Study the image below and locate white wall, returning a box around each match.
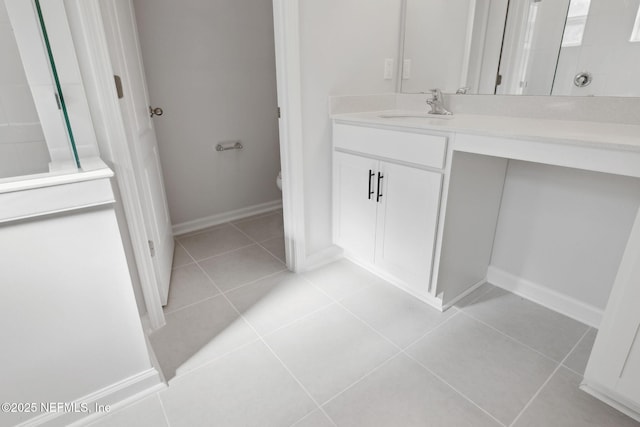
[132,0,282,228]
[0,199,156,426]
[0,0,49,178]
[299,0,402,256]
[491,160,640,310]
[402,0,472,93]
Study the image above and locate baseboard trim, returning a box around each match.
[302,245,344,272]
[440,278,487,311]
[487,266,603,328]
[19,369,164,426]
[580,383,640,423]
[172,200,283,236]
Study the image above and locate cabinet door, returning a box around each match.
[333,152,378,262]
[375,161,442,295]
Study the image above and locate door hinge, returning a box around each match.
[54,92,61,110]
[496,74,503,87]
[148,240,155,257]
[114,75,124,99]
[277,107,281,119]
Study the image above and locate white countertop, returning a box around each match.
[332,110,640,153]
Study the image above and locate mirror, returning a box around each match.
[400,0,640,97]
[0,0,80,180]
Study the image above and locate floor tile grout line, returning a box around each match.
[560,363,588,378]
[257,234,285,245]
[216,267,289,296]
[171,261,195,271]
[228,221,286,263]
[458,283,498,307]
[261,300,338,338]
[289,408,330,427]
[173,210,281,240]
[328,298,507,427]
[456,308,582,366]
[220,269,461,417]
[199,266,338,427]
[186,256,333,425]
[507,327,592,427]
[161,256,498,426]
[261,339,338,427]
[161,336,264,385]
[314,351,405,409]
[165,262,492,427]
[398,307,461,351]
[172,240,198,269]
[559,327,595,377]
[402,351,508,427]
[161,291,222,317]
[297,269,376,305]
[156,392,172,427]
[298,271,461,353]
[162,245,223,316]
[174,223,229,240]
[156,253,604,426]
[329,294,507,427]
[186,242,259,264]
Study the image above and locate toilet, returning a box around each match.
[276,170,282,191]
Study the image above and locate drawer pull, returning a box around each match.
[377,172,384,203]
[368,170,375,200]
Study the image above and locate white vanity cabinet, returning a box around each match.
[331,110,640,420]
[332,123,446,298]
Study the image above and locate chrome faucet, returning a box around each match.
[426,89,452,115]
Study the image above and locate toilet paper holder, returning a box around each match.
[216,141,243,152]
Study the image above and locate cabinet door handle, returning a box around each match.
[376,172,384,202]
[368,170,375,199]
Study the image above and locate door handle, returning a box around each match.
[149,106,164,117]
[376,172,384,203]
[368,170,375,200]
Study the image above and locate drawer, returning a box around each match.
[333,123,447,169]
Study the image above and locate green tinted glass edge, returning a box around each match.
[34,0,81,169]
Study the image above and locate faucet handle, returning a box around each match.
[429,88,443,100]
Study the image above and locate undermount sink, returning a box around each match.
[378,112,454,120]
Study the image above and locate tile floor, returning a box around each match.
[87,210,639,427]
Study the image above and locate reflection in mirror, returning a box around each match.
[0,0,50,179]
[0,0,80,180]
[400,0,640,97]
[401,0,478,94]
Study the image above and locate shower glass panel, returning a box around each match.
[0,0,80,181]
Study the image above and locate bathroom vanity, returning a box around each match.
[331,110,640,420]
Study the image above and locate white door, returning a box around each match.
[101,0,174,304]
[585,206,640,410]
[375,162,442,295]
[333,152,378,263]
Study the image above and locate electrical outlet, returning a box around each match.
[384,58,394,80]
[403,59,411,79]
